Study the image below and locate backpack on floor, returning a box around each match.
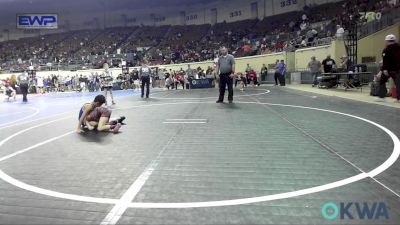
[392,86,398,98]
[370,81,379,96]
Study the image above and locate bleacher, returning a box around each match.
[0,0,398,72]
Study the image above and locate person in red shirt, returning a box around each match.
[247,70,260,86]
[243,44,251,52]
[275,42,284,52]
[175,74,185,90]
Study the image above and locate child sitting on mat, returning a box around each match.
[77,95,124,133]
[3,83,16,102]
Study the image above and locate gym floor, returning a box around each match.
[0,87,399,225]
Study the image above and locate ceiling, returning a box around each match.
[0,0,220,25]
[0,0,218,11]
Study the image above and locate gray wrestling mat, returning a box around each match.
[0,87,399,225]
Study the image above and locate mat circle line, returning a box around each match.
[0,101,398,208]
[150,89,270,99]
[0,106,40,127]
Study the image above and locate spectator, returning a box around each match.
[186,64,196,79]
[340,55,351,72]
[274,60,280,86]
[245,64,253,73]
[276,60,286,86]
[3,83,16,101]
[322,55,336,73]
[308,56,322,87]
[378,34,400,102]
[247,70,259,86]
[260,64,268,83]
[336,25,345,39]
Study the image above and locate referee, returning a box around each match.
[139,60,152,98]
[216,47,235,104]
[18,72,30,103]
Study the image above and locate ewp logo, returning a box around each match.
[17,14,58,29]
[322,202,389,220]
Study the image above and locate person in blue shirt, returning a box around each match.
[276,60,286,86]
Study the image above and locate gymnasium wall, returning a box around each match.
[294,45,332,70]
[293,40,346,69]
[159,52,291,73]
[0,52,289,80]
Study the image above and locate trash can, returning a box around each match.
[290,72,301,84]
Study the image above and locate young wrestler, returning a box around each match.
[77,95,122,133]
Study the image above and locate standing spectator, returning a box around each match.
[260,64,268,84]
[274,60,280,86]
[18,72,30,103]
[79,75,86,92]
[340,55,351,72]
[308,56,322,87]
[245,64,253,74]
[277,60,287,86]
[37,76,44,94]
[336,25,345,39]
[378,34,400,102]
[186,64,196,79]
[216,47,235,104]
[139,60,152,98]
[51,75,58,92]
[322,55,336,73]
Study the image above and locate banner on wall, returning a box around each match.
[189,79,214,89]
[17,14,58,29]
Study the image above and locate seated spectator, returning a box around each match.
[3,83,16,101]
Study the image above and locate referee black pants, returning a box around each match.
[19,83,28,102]
[141,76,150,98]
[274,72,280,85]
[218,73,233,102]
